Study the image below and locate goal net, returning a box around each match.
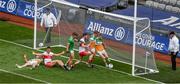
[34,0,159,76]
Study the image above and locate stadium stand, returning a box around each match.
[177,0,180,7]
[165,5,173,11]
[118,0,129,8]
[66,0,119,11]
[145,1,154,7]
[144,0,180,13]
[112,5,180,35]
[158,3,166,10]
[169,0,177,5]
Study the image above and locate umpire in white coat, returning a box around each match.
[168,31,179,70]
[40,8,57,43]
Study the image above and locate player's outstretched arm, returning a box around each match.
[54,51,65,56]
[32,51,43,56]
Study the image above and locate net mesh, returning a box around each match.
[135,19,159,75]
[35,0,158,75]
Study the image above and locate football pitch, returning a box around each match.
[0,20,180,83]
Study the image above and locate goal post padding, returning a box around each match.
[34,0,159,75]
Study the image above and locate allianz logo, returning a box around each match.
[7,0,16,13]
[87,21,126,41]
[0,1,6,8]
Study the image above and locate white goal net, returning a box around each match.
[34,0,159,76]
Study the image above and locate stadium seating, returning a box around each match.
[145,1,154,7]
[145,0,180,13]
[118,0,129,8]
[172,6,180,13]
[158,3,166,10]
[169,0,177,5]
[165,5,173,11]
[177,0,180,7]
[66,0,119,11]
[162,0,170,4]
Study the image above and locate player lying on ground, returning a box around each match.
[33,46,68,70]
[16,54,42,69]
[95,33,112,68]
[65,32,79,68]
[72,33,94,68]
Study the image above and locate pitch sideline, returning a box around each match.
[0,38,164,84]
[0,69,50,84]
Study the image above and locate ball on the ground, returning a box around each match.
[39,43,44,47]
[149,69,154,73]
[108,63,113,69]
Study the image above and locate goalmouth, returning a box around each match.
[34,0,159,76]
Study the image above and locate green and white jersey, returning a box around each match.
[89,35,96,49]
[68,36,75,52]
[95,37,103,45]
[90,35,96,41]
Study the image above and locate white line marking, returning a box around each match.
[0,69,50,83]
[0,39,50,83]
[0,39,164,84]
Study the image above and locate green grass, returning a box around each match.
[0,70,41,83]
[0,35,150,83]
[0,20,178,83]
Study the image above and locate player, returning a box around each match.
[16,54,42,69]
[95,33,111,68]
[73,33,94,68]
[33,46,68,70]
[65,32,79,68]
[87,31,99,63]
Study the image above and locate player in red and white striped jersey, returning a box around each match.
[72,33,94,68]
[33,46,68,70]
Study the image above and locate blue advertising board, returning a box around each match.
[84,17,129,43]
[16,1,60,19]
[0,0,19,14]
[84,17,180,57]
[16,1,43,19]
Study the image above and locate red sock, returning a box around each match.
[88,59,93,63]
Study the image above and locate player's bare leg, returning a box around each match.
[52,60,68,70]
[66,52,74,68]
[16,54,29,68]
[102,53,111,68]
[100,55,108,67]
[16,63,30,69]
[87,54,94,68]
[72,56,82,67]
[87,50,96,66]
[23,54,28,63]
[103,52,111,64]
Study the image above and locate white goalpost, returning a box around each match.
[34,0,159,76]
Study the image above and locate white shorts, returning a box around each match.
[90,48,95,53]
[27,60,38,66]
[97,50,108,57]
[69,50,74,54]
